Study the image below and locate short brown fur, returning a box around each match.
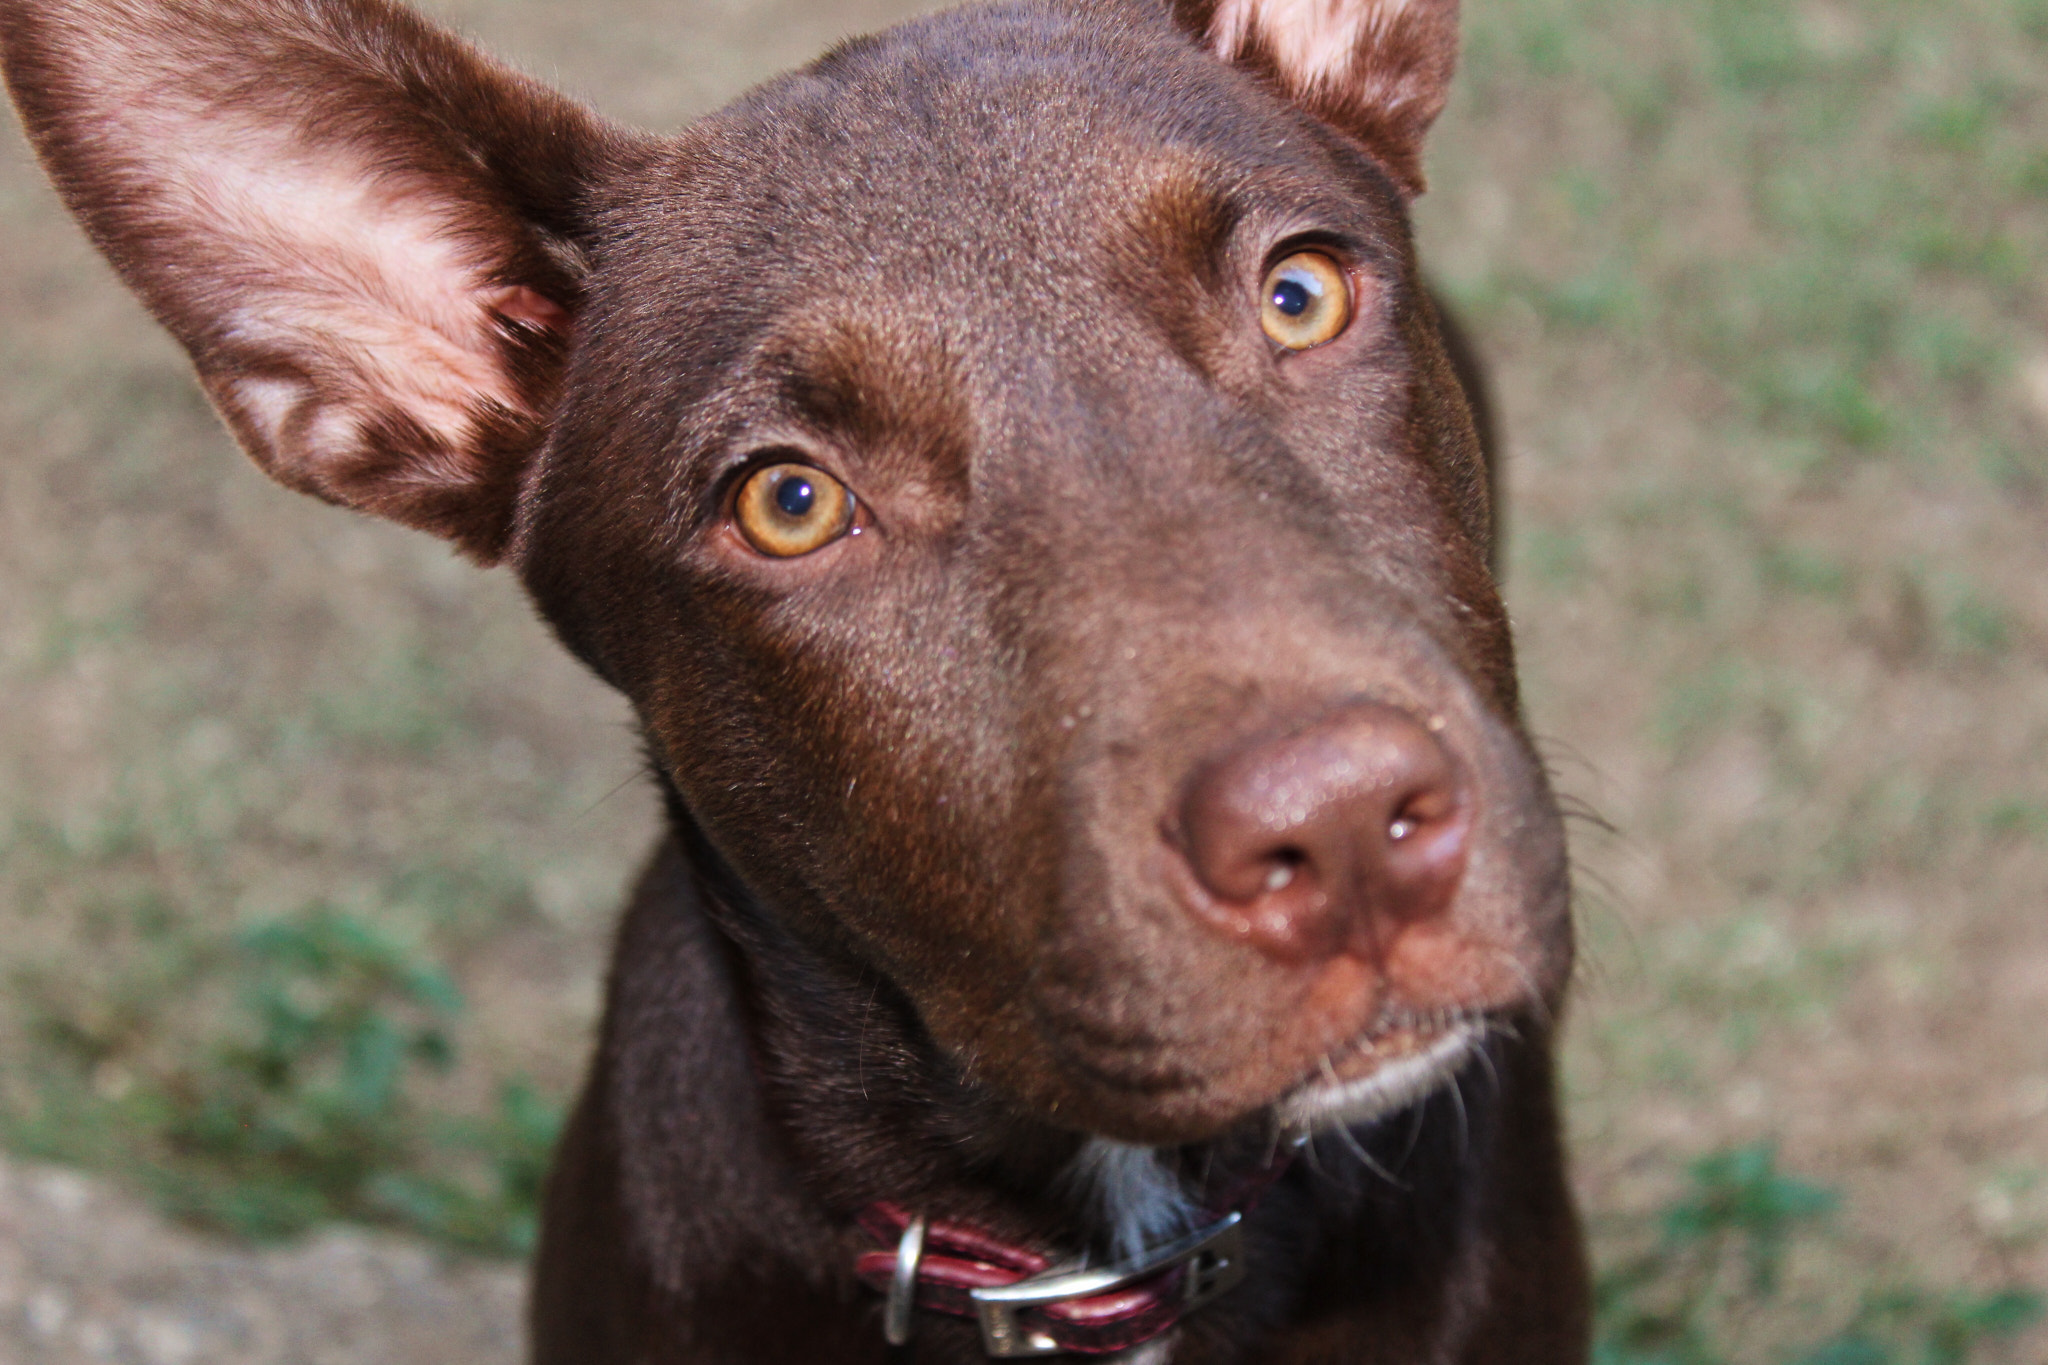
[2,0,1589,1359]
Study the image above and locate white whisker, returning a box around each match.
[1331,1117,1406,1189]
[1447,1069,1471,1163]
[1270,1022,1482,1134]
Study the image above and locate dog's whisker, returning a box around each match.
[579,768,646,820]
[857,977,880,1102]
[1262,1119,1289,1171]
[1300,1131,1330,1181]
[1472,1033,1503,1107]
[1496,953,1556,1032]
[1397,1098,1429,1174]
[1331,1118,1408,1191]
[1448,1071,1472,1165]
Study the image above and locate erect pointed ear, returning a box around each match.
[1,0,637,562]
[1169,0,1459,196]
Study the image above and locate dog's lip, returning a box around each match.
[1268,1018,1484,1134]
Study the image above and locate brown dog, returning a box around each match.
[1,0,1586,1358]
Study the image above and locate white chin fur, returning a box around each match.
[1271,1022,1483,1134]
[1064,1137,1199,1262]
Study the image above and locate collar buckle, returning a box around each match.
[967,1211,1247,1358]
[883,1214,929,1347]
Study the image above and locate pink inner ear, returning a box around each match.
[1211,0,1398,91]
[490,284,571,333]
[1203,0,1454,196]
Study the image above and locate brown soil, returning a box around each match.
[0,1154,521,1364]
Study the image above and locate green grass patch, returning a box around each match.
[1983,797,2048,843]
[1598,1145,2043,1365]
[1443,0,2045,479]
[6,904,560,1256]
[1758,544,1851,600]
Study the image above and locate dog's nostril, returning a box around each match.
[1174,703,1472,963]
[1261,854,1304,893]
[1387,788,1455,842]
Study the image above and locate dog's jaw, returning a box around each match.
[1271,1019,1484,1134]
[1064,1027,1483,1256]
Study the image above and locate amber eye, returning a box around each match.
[1259,251,1351,350]
[733,462,855,557]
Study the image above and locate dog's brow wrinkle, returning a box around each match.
[768,315,973,484]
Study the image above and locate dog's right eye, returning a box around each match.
[734,463,856,557]
[1260,251,1352,350]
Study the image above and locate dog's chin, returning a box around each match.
[1046,1014,1491,1146]
[1266,1018,1486,1136]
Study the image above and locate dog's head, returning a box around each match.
[2,0,1568,1144]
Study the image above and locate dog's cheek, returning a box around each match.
[636,577,1044,982]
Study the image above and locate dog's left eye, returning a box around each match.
[734,463,855,557]
[1260,251,1351,350]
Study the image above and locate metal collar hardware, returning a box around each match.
[968,1212,1247,1358]
[883,1213,928,1347]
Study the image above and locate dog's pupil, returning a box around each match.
[1271,277,1312,318]
[775,475,816,518]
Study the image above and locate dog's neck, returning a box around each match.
[662,774,1096,1240]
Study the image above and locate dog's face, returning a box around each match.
[3,0,1568,1144]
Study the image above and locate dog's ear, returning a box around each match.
[0,0,634,562]
[1168,0,1458,195]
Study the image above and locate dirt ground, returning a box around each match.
[2,0,2044,1359]
[0,1153,522,1365]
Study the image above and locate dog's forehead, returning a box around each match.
[668,2,1367,278]
[561,0,1426,541]
[594,2,1410,466]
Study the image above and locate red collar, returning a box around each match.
[854,1151,1294,1357]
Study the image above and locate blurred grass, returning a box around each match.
[1442,0,2044,481]
[1423,0,2048,1356]
[0,0,2043,1358]
[11,906,559,1254]
[1595,1145,2040,1365]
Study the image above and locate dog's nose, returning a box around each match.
[1173,703,1471,963]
